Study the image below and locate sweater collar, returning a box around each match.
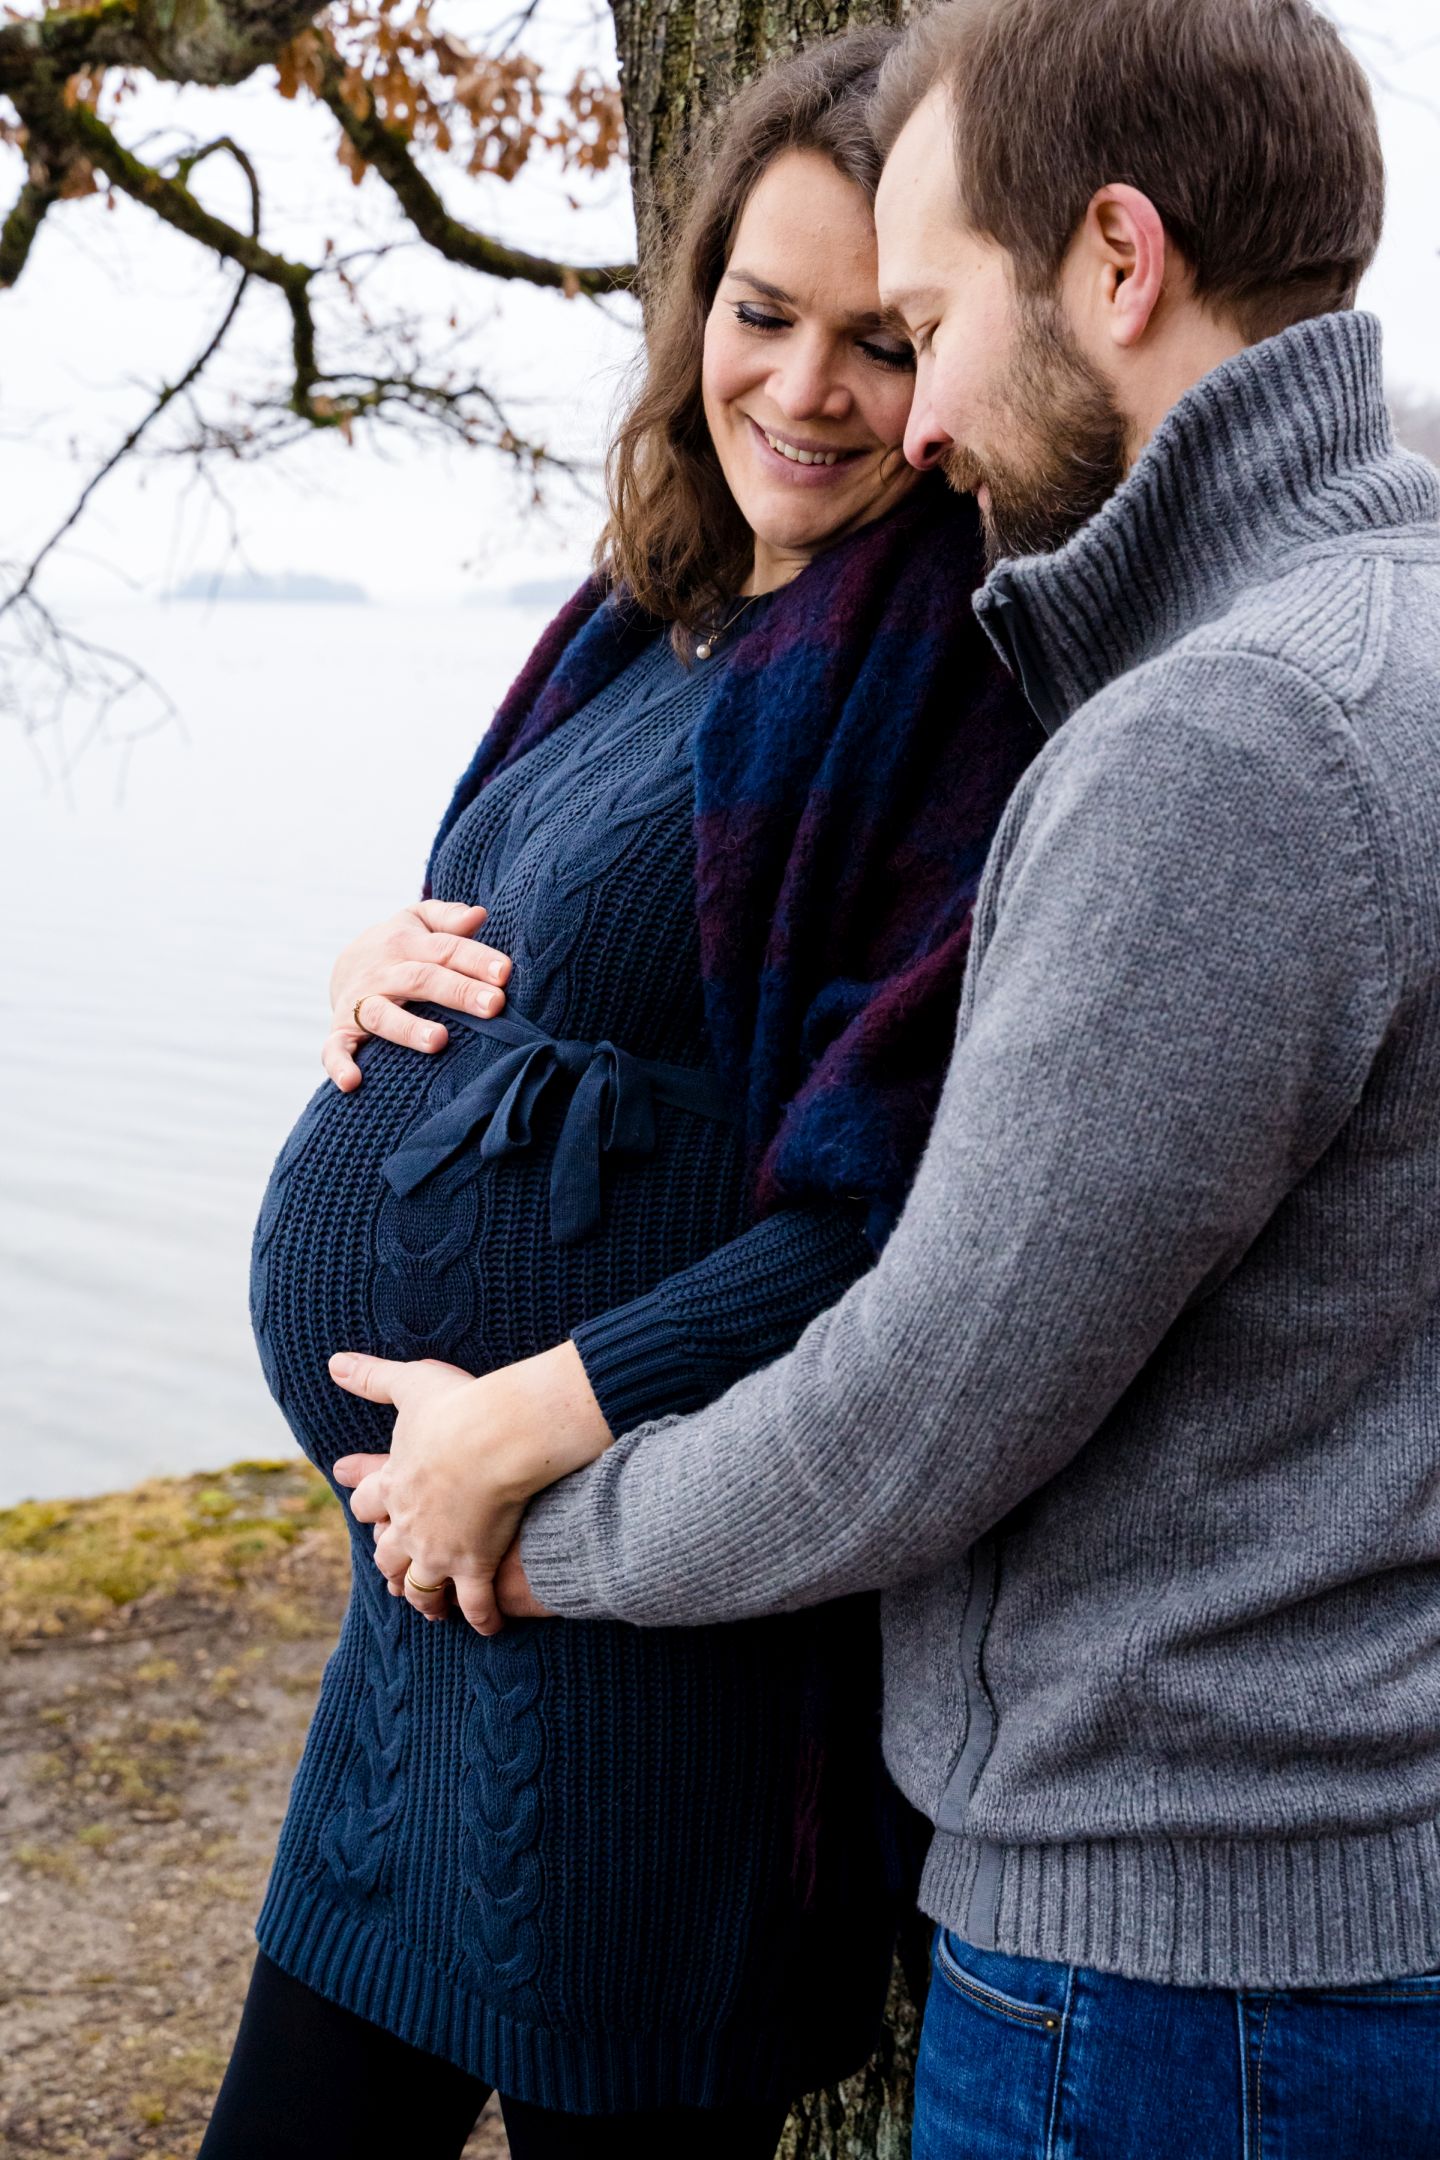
[974,310,1440,735]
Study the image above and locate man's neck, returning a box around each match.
[975,312,1435,739]
[1116,308,1248,470]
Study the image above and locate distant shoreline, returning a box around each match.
[168,572,369,605]
[162,573,581,609]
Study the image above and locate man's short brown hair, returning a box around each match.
[873,0,1384,343]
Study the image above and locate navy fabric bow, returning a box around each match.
[381,1009,734,1245]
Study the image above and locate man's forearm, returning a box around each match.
[521,661,1392,1627]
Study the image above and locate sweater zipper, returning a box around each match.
[981,576,1066,738]
[934,1533,1005,1947]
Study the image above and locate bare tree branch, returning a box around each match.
[0,164,61,284]
[11,81,323,381]
[0,573,178,800]
[0,0,324,95]
[311,37,633,296]
[0,0,631,757]
[1,244,251,620]
[1,1,634,300]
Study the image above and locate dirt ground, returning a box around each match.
[0,1460,506,2160]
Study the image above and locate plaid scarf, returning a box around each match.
[425,480,1039,1247]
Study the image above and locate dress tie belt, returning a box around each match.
[380,1007,737,1246]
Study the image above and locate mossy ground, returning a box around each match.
[0,1459,344,1645]
[0,1461,505,2160]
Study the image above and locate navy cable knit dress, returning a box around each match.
[248,631,903,2111]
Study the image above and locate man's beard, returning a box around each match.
[941,292,1130,569]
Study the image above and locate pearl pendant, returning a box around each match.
[695,640,712,660]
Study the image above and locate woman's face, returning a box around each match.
[702,148,919,593]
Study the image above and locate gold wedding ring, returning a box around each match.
[353,996,373,1035]
[405,1568,449,1595]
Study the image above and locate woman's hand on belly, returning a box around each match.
[328,1341,611,1633]
[324,900,513,1092]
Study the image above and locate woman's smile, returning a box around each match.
[745,415,875,483]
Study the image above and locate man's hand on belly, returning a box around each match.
[330,1341,608,1633]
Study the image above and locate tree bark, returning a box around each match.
[776,1924,930,2160]
[610,0,917,250]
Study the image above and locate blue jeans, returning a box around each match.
[914,1926,1440,2159]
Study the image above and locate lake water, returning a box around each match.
[0,596,555,1507]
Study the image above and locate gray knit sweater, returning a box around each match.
[522,310,1440,1991]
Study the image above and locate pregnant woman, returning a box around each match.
[202,28,1038,2160]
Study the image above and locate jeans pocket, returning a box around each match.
[913,1932,1070,2160]
[933,1928,1067,2031]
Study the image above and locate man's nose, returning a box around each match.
[904,394,953,471]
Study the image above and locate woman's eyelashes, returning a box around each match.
[734,301,789,333]
[858,338,916,374]
[731,303,916,375]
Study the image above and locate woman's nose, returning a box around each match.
[771,340,851,423]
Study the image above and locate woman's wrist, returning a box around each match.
[481,1339,614,1502]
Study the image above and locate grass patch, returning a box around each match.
[135,1656,181,1685]
[75,1822,121,1850]
[131,2042,231,2130]
[0,1460,347,1642]
[15,1840,84,1884]
[33,1704,241,1820]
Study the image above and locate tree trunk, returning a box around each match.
[605,0,928,2140]
[776,1923,930,2160]
[610,0,916,250]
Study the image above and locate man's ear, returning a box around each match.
[1077,184,1169,350]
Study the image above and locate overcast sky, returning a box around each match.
[3,0,1438,607]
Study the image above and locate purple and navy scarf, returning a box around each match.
[426,480,1039,1248]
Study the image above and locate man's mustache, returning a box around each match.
[939,444,986,498]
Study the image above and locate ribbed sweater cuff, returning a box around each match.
[521,1475,625,1621]
[571,1292,712,1436]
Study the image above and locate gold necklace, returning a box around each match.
[694,591,762,661]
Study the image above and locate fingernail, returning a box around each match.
[488,961,507,984]
[330,1354,355,1379]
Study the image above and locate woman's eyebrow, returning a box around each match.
[726,269,793,303]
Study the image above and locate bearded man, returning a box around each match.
[504,2,1440,2146]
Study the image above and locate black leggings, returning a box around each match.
[198,1952,791,2160]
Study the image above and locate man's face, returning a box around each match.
[875,86,1130,566]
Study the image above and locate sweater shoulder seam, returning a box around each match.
[1142,636,1404,1011]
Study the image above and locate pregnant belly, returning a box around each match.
[249,1016,747,1474]
[249,1028,449,1470]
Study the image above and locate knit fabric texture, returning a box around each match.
[425,481,1039,1246]
[249,636,901,2109]
[522,311,1440,1992]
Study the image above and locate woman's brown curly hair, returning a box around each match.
[597,26,900,645]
